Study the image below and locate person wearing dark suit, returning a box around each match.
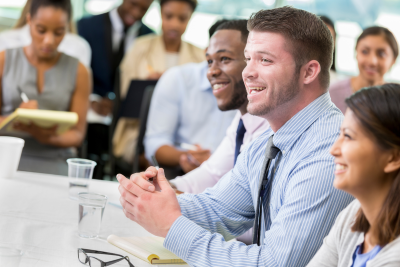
[77,0,154,112]
[77,0,153,179]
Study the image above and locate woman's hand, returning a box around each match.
[19,100,38,110]
[13,122,58,145]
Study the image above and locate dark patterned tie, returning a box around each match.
[252,135,280,245]
[234,119,246,165]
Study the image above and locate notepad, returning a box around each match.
[0,108,78,135]
[107,235,186,265]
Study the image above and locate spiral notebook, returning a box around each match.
[107,235,186,265]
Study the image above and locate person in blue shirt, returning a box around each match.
[116,7,354,266]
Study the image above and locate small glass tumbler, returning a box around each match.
[67,158,97,200]
[78,192,107,239]
[0,246,23,267]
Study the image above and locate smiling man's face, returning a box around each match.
[206,29,248,112]
[243,31,300,118]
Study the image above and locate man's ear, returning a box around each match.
[302,60,321,85]
[384,149,400,174]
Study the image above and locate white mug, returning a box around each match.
[0,137,24,179]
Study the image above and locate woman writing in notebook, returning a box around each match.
[0,0,90,175]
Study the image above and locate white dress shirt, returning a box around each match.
[109,8,141,53]
[0,25,91,67]
[170,111,270,194]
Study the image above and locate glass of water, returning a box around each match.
[78,192,107,239]
[67,158,97,200]
[0,246,23,267]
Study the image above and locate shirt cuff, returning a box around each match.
[163,215,208,260]
[169,177,191,193]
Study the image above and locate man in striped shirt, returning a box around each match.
[117,6,354,266]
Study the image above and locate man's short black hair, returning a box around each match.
[319,15,335,31]
[159,0,197,11]
[208,19,229,39]
[30,0,72,21]
[215,19,249,43]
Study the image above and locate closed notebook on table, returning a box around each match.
[0,108,78,135]
[107,235,186,265]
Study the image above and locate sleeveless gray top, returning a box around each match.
[2,47,79,160]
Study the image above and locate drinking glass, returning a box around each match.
[78,192,107,239]
[0,246,23,267]
[0,137,24,179]
[67,158,97,200]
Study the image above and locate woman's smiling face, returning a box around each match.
[330,108,394,197]
[356,34,395,84]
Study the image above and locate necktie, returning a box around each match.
[113,26,128,79]
[234,119,247,165]
[252,135,280,245]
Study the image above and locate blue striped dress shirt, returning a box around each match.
[164,92,354,266]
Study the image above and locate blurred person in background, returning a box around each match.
[78,0,154,178]
[0,0,91,67]
[308,84,400,267]
[320,15,345,84]
[0,0,91,175]
[78,0,154,115]
[114,0,205,166]
[143,19,236,177]
[329,26,398,113]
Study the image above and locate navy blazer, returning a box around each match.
[77,13,153,97]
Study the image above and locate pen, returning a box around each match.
[17,87,29,103]
[150,156,159,183]
[180,143,198,151]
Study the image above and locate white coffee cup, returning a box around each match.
[0,137,24,179]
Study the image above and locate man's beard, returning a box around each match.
[248,71,300,117]
[219,79,248,111]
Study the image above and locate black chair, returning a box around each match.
[132,86,155,173]
[111,79,158,176]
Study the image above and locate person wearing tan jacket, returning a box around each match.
[114,0,204,164]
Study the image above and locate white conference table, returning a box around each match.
[0,171,186,267]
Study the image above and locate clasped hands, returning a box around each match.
[117,167,182,238]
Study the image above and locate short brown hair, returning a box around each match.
[346,83,400,246]
[159,0,197,11]
[356,26,399,61]
[247,6,333,89]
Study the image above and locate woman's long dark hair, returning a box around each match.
[346,83,400,246]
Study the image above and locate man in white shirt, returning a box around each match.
[170,20,269,194]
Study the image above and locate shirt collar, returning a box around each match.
[272,92,337,154]
[199,61,212,91]
[109,8,142,34]
[241,112,269,135]
[109,8,124,33]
